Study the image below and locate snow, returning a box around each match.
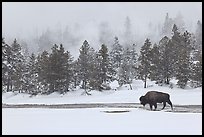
[2,80,202,105]
[2,80,202,135]
[2,108,202,135]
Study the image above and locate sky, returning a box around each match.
[2,2,202,56]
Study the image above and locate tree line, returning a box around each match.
[2,24,202,95]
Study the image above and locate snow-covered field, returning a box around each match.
[2,80,202,135]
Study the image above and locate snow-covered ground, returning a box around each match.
[2,80,202,105]
[2,80,202,135]
[2,107,202,135]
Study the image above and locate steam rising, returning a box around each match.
[2,2,202,59]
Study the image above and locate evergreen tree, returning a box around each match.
[98,44,109,84]
[118,47,134,89]
[48,44,73,93]
[190,50,202,87]
[110,37,123,69]
[89,49,101,90]
[175,31,192,88]
[109,37,123,82]
[138,38,152,88]
[158,36,174,84]
[22,53,38,94]
[64,49,74,92]
[78,40,93,94]
[170,24,183,76]
[10,39,25,92]
[130,44,139,79]
[37,50,50,94]
[2,38,12,92]
[149,43,162,83]
[72,60,81,88]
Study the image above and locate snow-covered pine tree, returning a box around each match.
[110,37,123,69]
[149,43,162,83]
[189,50,202,87]
[118,47,134,89]
[37,50,50,94]
[64,49,74,93]
[48,44,73,93]
[109,36,124,82]
[89,49,101,91]
[138,38,152,88]
[130,44,139,80]
[2,38,12,92]
[78,40,94,95]
[10,39,25,92]
[22,53,38,94]
[158,36,174,85]
[98,44,109,84]
[175,31,192,88]
[170,24,184,77]
[72,60,81,88]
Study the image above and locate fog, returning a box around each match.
[2,2,202,59]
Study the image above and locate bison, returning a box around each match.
[139,91,173,111]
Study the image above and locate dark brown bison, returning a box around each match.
[139,91,173,110]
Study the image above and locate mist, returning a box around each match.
[2,2,202,59]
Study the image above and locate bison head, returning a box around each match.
[139,96,147,106]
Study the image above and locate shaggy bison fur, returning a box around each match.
[139,91,173,110]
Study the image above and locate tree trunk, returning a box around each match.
[6,78,10,92]
[144,75,147,88]
[129,84,132,90]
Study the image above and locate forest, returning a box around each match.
[2,14,202,95]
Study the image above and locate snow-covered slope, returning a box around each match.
[2,80,202,105]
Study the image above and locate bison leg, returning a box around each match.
[162,102,166,110]
[153,103,157,111]
[149,104,153,110]
[167,100,173,110]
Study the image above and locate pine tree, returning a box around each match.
[78,40,93,94]
[171,24,183,76]
[130,44,139,79]
[138,38,152,88]
[190,50,202,87]
[158,36,174,84]
[118,47,134,89]
[37,50,50,94]
[63,48,74,92]
[110,37,123,69]
[22,53,38,94]
[72,60,81,88]
[48,44,73,93]
[89,50,101,91]
[10,39,25,92]
[149,43,162,83]
[176,31,192,88]
[2,38,12,92]
[98,44,109,84]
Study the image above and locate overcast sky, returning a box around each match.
[3,2,202,38]
[2,2,202,59]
